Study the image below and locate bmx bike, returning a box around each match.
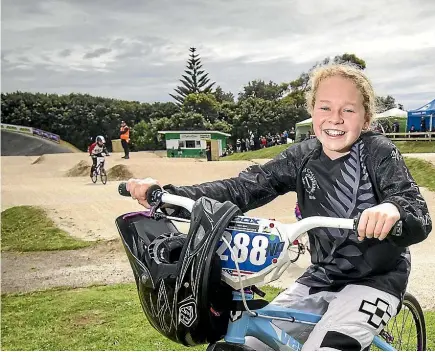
[91,156,107,185]
[117,183,426,351]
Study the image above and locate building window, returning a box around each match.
[178,141,185,148]
[185,140,196,148]
[196,140,201,147]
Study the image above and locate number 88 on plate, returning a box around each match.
[217,216,286,282]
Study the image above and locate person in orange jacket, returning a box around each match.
[120,120,130,159]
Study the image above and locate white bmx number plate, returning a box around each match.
[217,216,290,288]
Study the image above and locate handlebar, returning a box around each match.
[117,182,402,243]
[118,182,195,212]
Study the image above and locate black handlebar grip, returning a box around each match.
[353,213,403,238]
[118,182,163,205]
[390,220,403,237]
[118,182,131,197]
[146,184,163,206]
[353,213,362,232]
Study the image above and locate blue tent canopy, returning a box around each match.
[407,99,435,131]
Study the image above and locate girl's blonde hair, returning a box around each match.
[305,63,376,124]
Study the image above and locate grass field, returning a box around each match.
[1,284,432,351]
[60,139,82,153]
[1,206,92,252]
[0,284,276,351]
[221,142,435,191]
[393,141,435,153]
[222,141,434,161]
[403,157,435,191]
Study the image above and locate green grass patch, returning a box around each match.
[222,141,434,162]
[1,283,433,350]
[60,139,82,153]
[0,284,280,351]
[223,144,288,161]
[222,145,435,191]
[405,157,435,191]
[1,206,92,252]
[426,311,435,351]
[394,141,435,154]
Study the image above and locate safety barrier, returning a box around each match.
[1,123,61,144]
[383,132,435,142]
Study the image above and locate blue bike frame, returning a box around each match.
[224,293,395,351]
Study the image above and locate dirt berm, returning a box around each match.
[1,130,72,156]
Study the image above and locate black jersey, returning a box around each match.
[297,141,410,299]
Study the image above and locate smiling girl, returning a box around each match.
[126,63,431,350]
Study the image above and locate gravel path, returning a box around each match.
[1,152,434,310]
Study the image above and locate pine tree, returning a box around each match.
[170,47,216,105]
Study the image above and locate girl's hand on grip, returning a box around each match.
[357,203,401,241]
[126,178,161,208]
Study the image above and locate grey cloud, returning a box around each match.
[1,0,46,16]
[83,48,112,59]
[59,49,72,57]
[1,54,308,104]
[17,56,31,63]
[1,0,435,109]
[112,36,170,60]
[366,47,435,109]
[1,53,9,63]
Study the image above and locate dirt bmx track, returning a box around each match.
[1,151,435,310]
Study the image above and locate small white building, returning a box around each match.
[158,130,231,158]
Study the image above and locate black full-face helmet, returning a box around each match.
[116,197,241,346]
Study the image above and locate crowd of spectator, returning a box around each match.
[372,117,435,135]
[222,117,434,157]
[223,127,296,156]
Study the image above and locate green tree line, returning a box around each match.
[1,51,398,151]
[0,92,179,151]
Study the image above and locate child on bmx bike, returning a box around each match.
[125,63,431,350]
[88,135,110,178]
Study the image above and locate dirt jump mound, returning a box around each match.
[65,160,91,177]
[107,165,134,181]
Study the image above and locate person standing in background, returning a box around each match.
[236,138,241,152]
[289,127,296,142]
[120,120,130,159]
[205,144,211,161]
[241,138,246,152]
[245,137,250,151]
[392,120,400,139]
[392,120,400,133]
[420,117,427,138]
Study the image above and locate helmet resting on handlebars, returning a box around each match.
[115,197,242,346]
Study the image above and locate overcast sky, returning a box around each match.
[2,0,435,109]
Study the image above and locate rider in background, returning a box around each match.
[88,135,109,177]
[126,63,431,351]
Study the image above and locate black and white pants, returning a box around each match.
[246,283,400,351]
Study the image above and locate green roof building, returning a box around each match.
[158,130,231,159]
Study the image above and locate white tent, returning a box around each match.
[375,108,407,119]
[374,108,408,132]
[296,118,312,126]
[295,118,312,141]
